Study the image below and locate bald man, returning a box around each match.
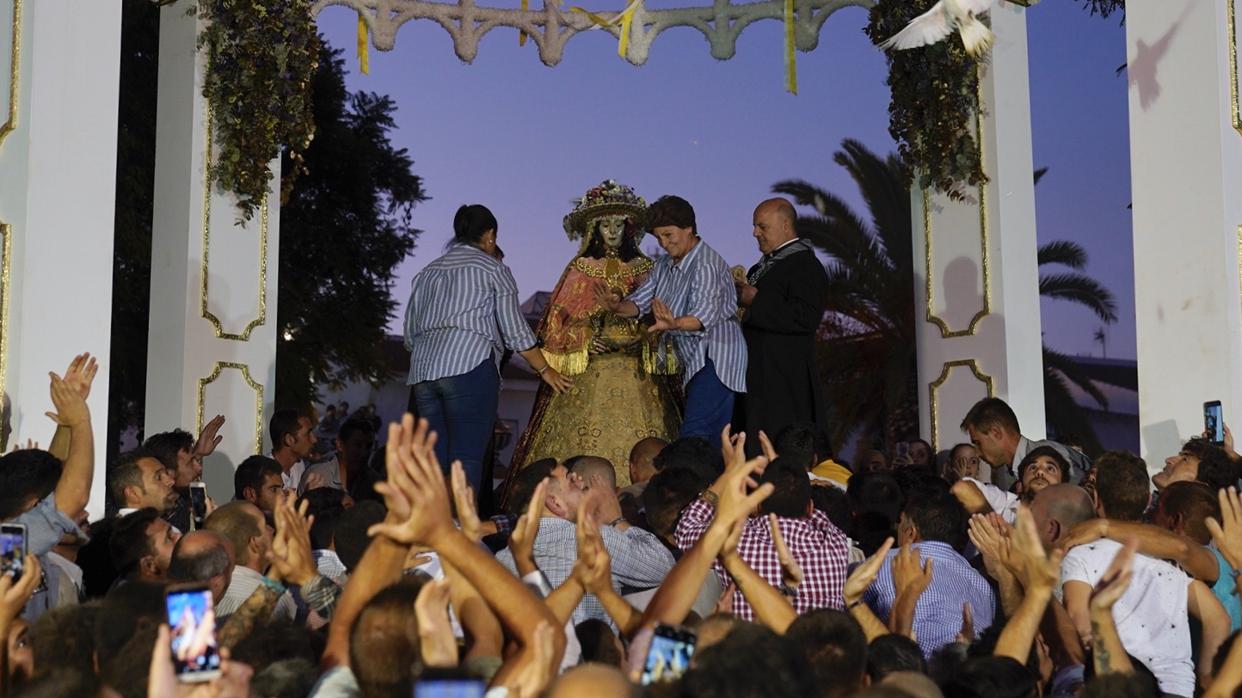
[1028,483,1095,550]
[735,198,831,452]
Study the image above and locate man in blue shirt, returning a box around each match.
[599,195,747,447]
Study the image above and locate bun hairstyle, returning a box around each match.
[453,204,498,245]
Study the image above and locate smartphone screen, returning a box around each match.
[641,625,696,685]
[166,586,221,681]
[0,525,26,581]
[189,484,208,525]
[1206,401,1225,445]
[413,680,486,698]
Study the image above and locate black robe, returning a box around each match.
[740,244,830,449]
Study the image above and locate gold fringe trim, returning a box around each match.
[642,339,679,375]
[543,348,591,377]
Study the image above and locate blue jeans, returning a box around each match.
[679,357,736,450]
[411,359,499,491]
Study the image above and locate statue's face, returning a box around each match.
[597,216,627,250]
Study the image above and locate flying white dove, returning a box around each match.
[878,0,997,57]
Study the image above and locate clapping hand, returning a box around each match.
[1207,487,1242,571]
[367,417,455,547]
[769,514,803,591]
[509,479,548,577]
[267,491,316,587]
[415,578,459,668]
[62,353,98,400]
[968,513,1014,583]
[892,541,934,599]
[1009,506,1063,592]
[450,460,482,543]
[843,537,894,606]
[46,372,89,427]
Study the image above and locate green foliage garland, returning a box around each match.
[194,0,319,222]
[865,0,986,200]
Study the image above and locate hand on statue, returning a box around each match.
[588,338,609,356]
[594,285,622,313]
[540,366,573,394]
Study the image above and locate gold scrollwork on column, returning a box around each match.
[923,77,991,338]
[928,359,995,451]
[1229,0,1242,137]
[0,0,22,151]
[0,223,10,417]
[199,104,269,341]
[197,361,265,453]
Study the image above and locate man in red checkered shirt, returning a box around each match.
[674,444,851,621]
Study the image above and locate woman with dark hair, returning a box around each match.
[506,181,680,487]
[403,204,572,491]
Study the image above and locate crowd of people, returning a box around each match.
[5,192,1242,698]
[5,349,1242,698]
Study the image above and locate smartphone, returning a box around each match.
[0,524,25,581]
[641,623,696,686]
[189,482,208,527]
[413,679,486,698]
[165,584,221,682]
[1205,400,1225,445]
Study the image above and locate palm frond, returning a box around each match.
[1033,167,1049,186]
[833,140,912,270]
[1040,273,1118,323]
[1037,240,1087,270]
[1043,345,1108,409]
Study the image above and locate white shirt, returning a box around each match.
[280,460,307,491]
[215,565,297,621]
[961,477,1020,524]
[1061,540,1193,696]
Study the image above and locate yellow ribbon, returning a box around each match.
[783,0,796,94]
[357,13,370,75]
[520,0,529,46]
[570,0,640,58]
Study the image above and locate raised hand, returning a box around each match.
[769,513,803,591]
[719,425,747,474]
[650,298,677,332]
[1009,506,1063,592]
[509,479,548,577]
[375,415,431,524]
[955,602,975,643]
[892,541,934,598]
[194,415,226,459]
[843,536,894,606]
[415,578,459,668]
[968,513,1013,582]
[450,460,482,543]
[46,372,89,427]
[267,492,316,586]
[367,418,454,547]
[758,430,778,463]
[1090,537,1136,612]
[713,453,773,529]
[502,621,557,698]
[62,353,99,401]
[1207,487,1242,571]
[588,473,624,526]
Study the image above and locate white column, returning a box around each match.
[146,3,280,502]
[1126,0,1242,465]
[914,3,1046,452]
[0,0,122,519]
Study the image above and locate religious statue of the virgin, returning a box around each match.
[508,181,681,486]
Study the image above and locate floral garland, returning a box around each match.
[194,0,320,222]
[865,0,986,200]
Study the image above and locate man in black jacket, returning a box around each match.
[736,198,830,451]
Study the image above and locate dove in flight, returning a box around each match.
[878,0,997,57]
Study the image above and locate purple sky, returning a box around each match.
[316,2,1134,360]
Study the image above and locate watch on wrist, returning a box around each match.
[700,489,720,507]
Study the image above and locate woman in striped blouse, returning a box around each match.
[403,205,572,491]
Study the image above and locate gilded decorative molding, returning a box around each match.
[0,0,22,150]
[0,223,10,422]
[928,358,995,451]
[199,104,269,341]
[922,77,991,338]
[1229,0,1242,137]
[196,361,264,453]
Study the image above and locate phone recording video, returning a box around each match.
[166,585,221,682]
[641,624,696,685]
[189,483,208,527]
[0,524,27,581]
[1205,400,1225,445]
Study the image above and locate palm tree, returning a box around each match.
[774,142,1117,457]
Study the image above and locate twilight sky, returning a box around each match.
[315,1,1135,360]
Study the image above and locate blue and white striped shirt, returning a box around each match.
[627,239,747,393]
[403,244,538,384]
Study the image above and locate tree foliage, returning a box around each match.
[275,42,426,411]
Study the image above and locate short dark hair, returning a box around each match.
[758,457,812,518]
[309,505,343,551]
[234,455,282,501]
[652,437,719,480]
[94,580,166,672]
[1158,480,1220,544]
[847,471,904,522]
[1016,445,1069,482]
[1094,451,1150,522]
[107,449,158,510]
[109,508,161,578]
[643,466,712,540]
[942,656,1037,698]
[204,502,263,564]
[350,577,423,697]
[337,417,373,444]
[335,500,387,572]
[142,430,194,471]
[1180,438,1237,492]
[811,485,851,533]
[682,623,814,697]
[269,409,303,451]
[0,449,62,519]
[452,203,498,245]
[774,422,832,470]
[299,486,348,518]
[786,610,867,697]
[505,458,557,517]
[167,535,232,584]
[645,195,697,235]
[30,602,100,682]
[866,633,926,682]
[574,619,625,666]
[960,397,1020,436]
[903,490,967,550]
